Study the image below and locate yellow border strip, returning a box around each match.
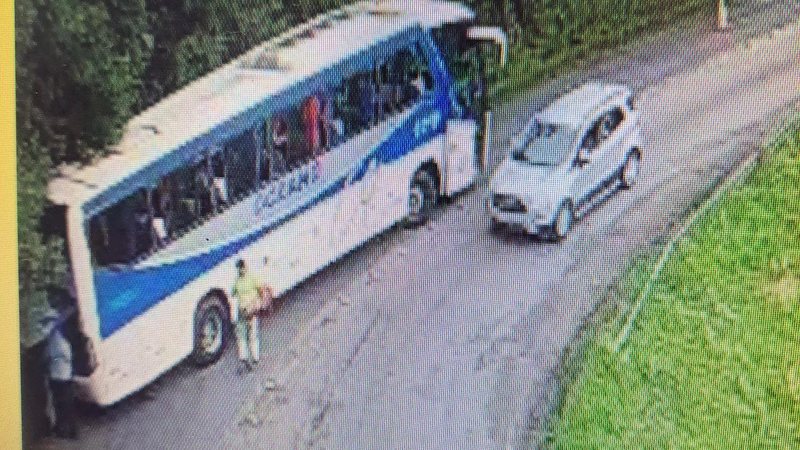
[0,0,21,448]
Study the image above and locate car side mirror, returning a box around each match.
[574,152,590,168]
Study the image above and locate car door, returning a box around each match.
[572,114,606,203]
[601,105,632,175]
[593,106,627,181]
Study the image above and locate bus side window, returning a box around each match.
[193,158,217,216]
[211,152,228,205]
[353,72,376,129]
[414,43,435,93]
[88,214,111,266]
[301,94,322,159]
[283,107,307,167]
[376,61,394,117]
[222,130,260,202]
[259,122,271,184]
[268,115,290,179]
[169,166,199,233]
[88,189,154,267]
[131,189,153,258]
[330,83,349,141]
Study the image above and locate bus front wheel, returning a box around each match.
[191,293,229,367]
[405,169,438,227]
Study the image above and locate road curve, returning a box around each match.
[223,15,800,450]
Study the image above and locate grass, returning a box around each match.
[491,0,710,102]
[545,123,800,448]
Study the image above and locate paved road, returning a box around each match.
[37,3,800,449]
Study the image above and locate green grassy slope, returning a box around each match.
[547,125,800,448]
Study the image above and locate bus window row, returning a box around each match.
[88,43,435,268]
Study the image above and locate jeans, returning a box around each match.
[49,379,77,439]
[235,315,260,362]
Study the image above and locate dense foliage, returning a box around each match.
[15,0,707,345]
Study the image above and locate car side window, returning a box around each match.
[602,107,625,137]
[580,118,603,152]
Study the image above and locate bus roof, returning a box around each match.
[47,0,474,209]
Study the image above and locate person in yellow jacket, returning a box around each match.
[231,259,268,374]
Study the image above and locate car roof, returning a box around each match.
[538,82,631,128]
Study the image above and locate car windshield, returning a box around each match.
[511,120,575,166]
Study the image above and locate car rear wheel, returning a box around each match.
[620,150,641,189]
[551,201,574,241]
[191,293,229,367]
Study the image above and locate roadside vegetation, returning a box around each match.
[15,0,708,341]
[546,123,800,448]
[492,0,708,99]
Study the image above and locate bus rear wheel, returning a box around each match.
[405,169,438,227]
[191,293,229,367]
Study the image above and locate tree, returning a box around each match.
[17,0,150,162]
[16,0,150,346]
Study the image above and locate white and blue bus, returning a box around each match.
[46,0,505,406]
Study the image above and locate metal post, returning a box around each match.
[717,0,729,31]
[482,110,493,175]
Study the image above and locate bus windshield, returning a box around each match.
[432,22,484,115]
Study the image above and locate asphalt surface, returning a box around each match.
[35,2,800,449]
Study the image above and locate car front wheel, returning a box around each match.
[620,150,641,189]
[550,201,574,241]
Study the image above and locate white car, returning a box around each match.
[488,82,643,240]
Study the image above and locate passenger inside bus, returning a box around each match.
[87,43,437,268]
[193,159,214,216]
[193,155,228,216]
[211,153,227,207]
[358,73,376,127]
[302,94,322,158]
[132,189,154,257]
[151,185,170,248]
[319,91,332,150]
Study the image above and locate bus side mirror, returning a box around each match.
[467,26,508,67]
[574,150,590,168]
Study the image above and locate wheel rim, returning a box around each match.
[408,185,425,217]
[624,155,640,185]
[200,310,223,355]
[555,206,572,237]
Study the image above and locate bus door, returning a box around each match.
[444,43,482,195]
[444,26,507,193]
[444,100,479,194]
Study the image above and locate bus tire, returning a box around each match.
[405,169,438,227]
[191,293,229,367]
